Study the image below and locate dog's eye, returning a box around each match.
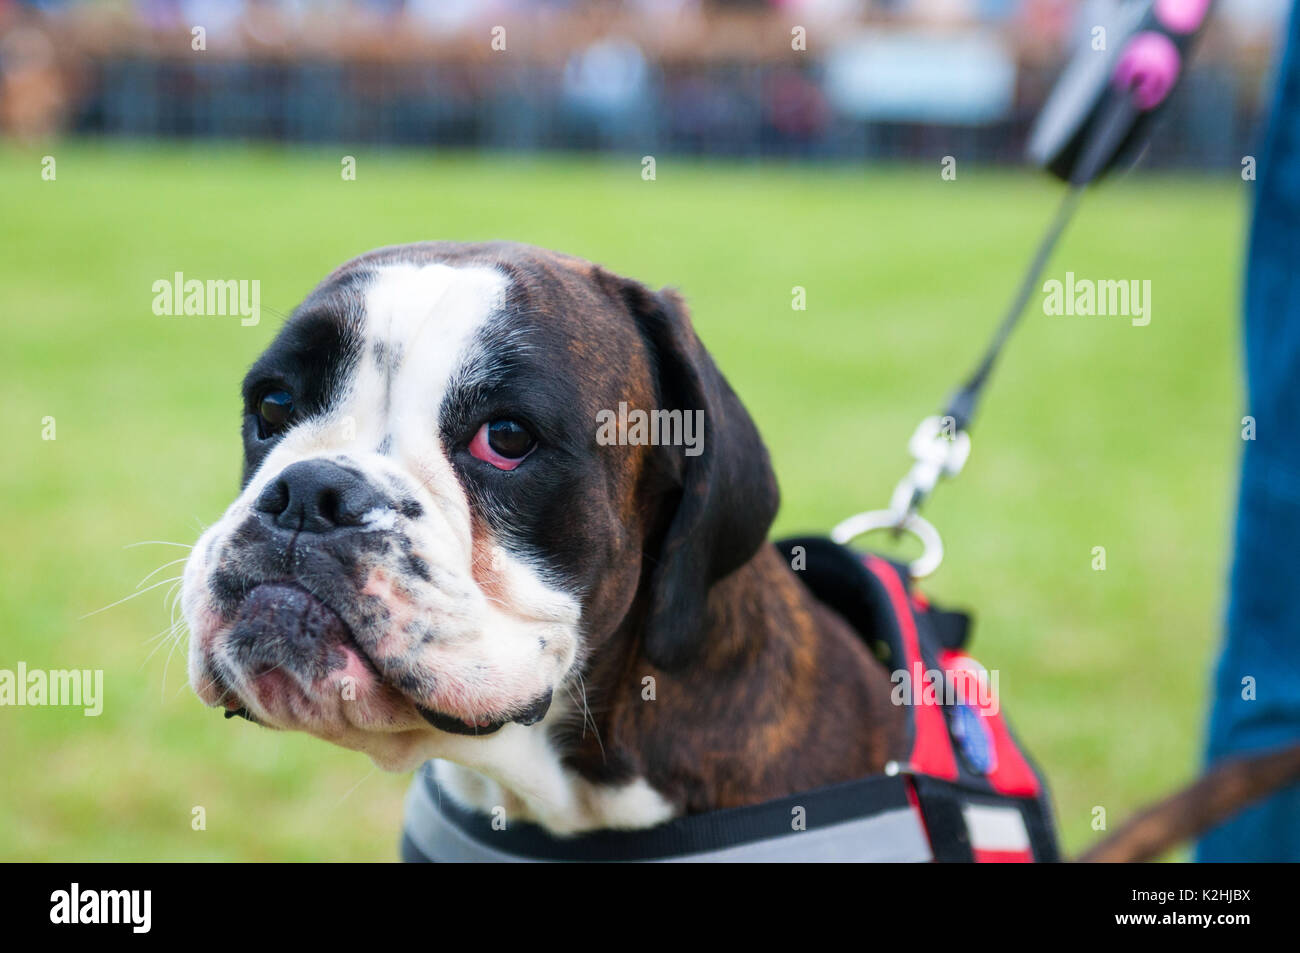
[469,419,535,471]
[257,390,294,437]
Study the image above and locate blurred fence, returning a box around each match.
[0,0,1286,168]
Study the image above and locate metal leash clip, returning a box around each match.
[831,416,970,579]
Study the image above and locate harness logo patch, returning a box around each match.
[951,701,997,775]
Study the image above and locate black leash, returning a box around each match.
[946,88,1145,433]
[830,186,1084,565]
[942,184,1084,436]
[833,0,1216,576]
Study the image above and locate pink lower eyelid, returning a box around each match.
[469,424,527,471]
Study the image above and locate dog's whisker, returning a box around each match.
[143,616,183,646]
[149,631,190,690]
[333,767,377,808]
[160,611,189,701]
[144,582,188,686]
[562,683,581,725]
[80,576,184,620]
[123,540,193,551]
[563,674,605,763]
[578,676,605,762]
[135,556,190,591]
[167,584,185,622]
[142,617,184,661]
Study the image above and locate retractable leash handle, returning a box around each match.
[834,0,1215,578]
[1028,0,1216,187]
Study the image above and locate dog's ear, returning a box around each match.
[603,273,780,670]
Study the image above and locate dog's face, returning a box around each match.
[183,242,777,773]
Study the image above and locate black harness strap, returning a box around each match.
[402,763,930,863]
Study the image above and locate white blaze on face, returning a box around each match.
[350,262,581,717]
[348,262,508,450]
[330,263,514,560]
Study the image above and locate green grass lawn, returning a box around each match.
[0,142,1245,860]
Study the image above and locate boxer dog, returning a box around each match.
[183,241,907,836]
[184,241,1300,853]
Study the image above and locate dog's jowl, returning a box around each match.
[184,241,908,836]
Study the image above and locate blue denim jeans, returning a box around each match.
[1197,0,1300,862]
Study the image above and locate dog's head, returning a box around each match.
[183,242,778,770]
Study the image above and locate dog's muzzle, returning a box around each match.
[188,453,563,744]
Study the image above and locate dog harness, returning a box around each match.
[400,536,1060,863]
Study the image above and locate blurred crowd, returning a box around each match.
[4,0,1286,41]
[0,0,1289,162]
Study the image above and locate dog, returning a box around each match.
[183,241,908,837]
[184,241,1300,856]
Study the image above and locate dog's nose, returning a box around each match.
[254,459,385,533]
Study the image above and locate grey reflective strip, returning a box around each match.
[402,774,934,863]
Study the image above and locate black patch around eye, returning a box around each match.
[238,285,366,488]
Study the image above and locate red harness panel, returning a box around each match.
[816,544,1060,862]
